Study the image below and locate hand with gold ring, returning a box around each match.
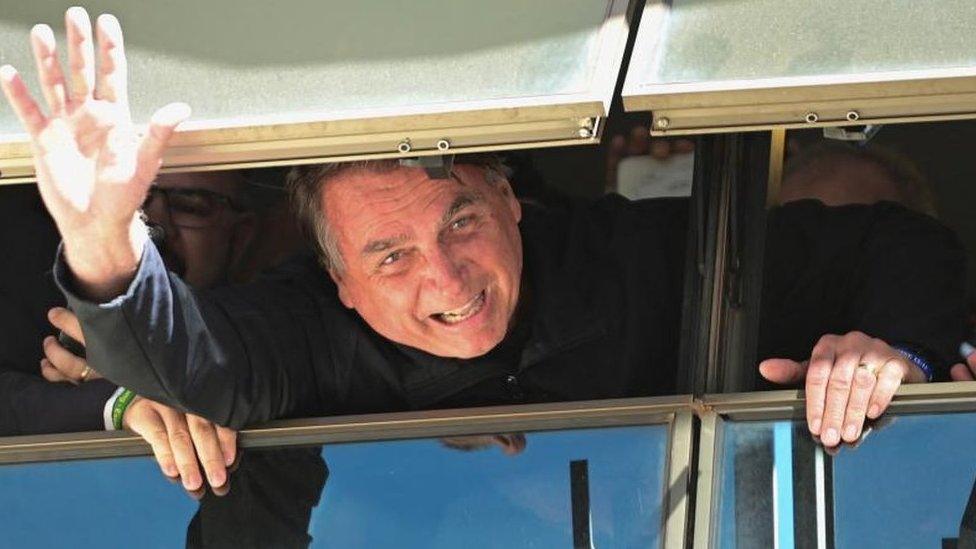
[40,306,103,384]
[759,331,929,447]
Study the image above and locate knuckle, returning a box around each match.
[169,429,192,446]
[827,375,852,393]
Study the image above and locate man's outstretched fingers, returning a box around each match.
[42,336,88,381]
[126,400,179,479]
[187,415,228,490]
[867,360,906,420]
[65,7,96,105]
[159,406,203,492]
[135,102,191,181]
[28,24,67,116]
[48,307,85,344]
[94,14,127,106]
[804,345,836,436]
[841,365,877,442]
[1,66,48,136]
[40,358,71,384]
[819,350,860,447]
[216,425,238,467]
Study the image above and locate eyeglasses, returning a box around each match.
[142,186,243,229]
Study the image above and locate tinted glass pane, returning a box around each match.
[0,424,667,548]
[716,413,976,548]
[0,1,617,136]
[637,0,976,86]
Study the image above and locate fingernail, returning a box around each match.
[961,342,975,358]
[225,454,235,466]
[810,418,821,434]
[844,424,858,441]
[0,65,15,82]
[868,405,880,418]
[184,473,201,491]
[208,470,225,488]
[823,428,839,446]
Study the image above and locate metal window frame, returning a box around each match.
[691,381,976,548]
[0,394,696,547]
[0,0,633,184]
[622,1,976,135]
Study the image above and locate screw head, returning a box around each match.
[577,127,593,139]
[397,140,412,154]
[846,110,860,122]
[804,112,819,124]
[655,117,671,130]
[436,139,451,151]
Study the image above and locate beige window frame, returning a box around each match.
[692,382,976,548]
[0,1,631,184]
[622,1,976,136]
[0,395,695,549]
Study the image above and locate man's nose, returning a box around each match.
[422,246,467,297]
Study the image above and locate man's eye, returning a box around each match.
[451,215,474,230]
[381,251,403,266]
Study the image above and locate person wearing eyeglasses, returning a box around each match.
[0,8,966,501]
[0,170,256,461]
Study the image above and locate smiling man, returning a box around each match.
[0,8,964,494]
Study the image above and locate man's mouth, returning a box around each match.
[431,290,486,325]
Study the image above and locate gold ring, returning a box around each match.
[857,362,879,377]
[79,365,93,382]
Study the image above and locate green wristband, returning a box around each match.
[112,388,138,430]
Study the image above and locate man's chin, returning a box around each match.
[424,332,505,359]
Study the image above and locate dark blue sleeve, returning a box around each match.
[0,369,116,436]
[54,242,325,429]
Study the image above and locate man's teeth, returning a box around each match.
[436,292,485,324]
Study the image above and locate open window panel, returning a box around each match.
[685,115,976,395]
[622,0,976,135]
[0,397,694,549]
[0,0,633,183]
[694,385,976,548]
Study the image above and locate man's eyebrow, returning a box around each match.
[440,192,483,226]
[361,234,409,256]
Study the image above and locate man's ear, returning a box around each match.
[328,268,356,309]
[227,213,258,282]
[498,179,521,223]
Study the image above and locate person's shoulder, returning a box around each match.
[773,199,961,248]
[205,252,340,317]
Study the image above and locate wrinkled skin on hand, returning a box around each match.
[124,396,238,499]
[760,331,927,448]
[0,7,190,300]
[39,306,104,384]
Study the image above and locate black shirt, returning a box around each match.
[50,196,969,430]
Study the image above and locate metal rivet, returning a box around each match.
[655,117,671,130]
[804,112,819,124]
[577,127,593,139]
[397,140,412,154]
[846,110,860,122]
[436,139,451,151]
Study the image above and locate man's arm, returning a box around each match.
[55,241,326,429]
[0,369,116,436]
[761,202,968,446]
[0,8,188,302]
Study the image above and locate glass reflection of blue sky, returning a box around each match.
[312,426,667,548]
[0,424,667,548]
[0,457,196,548]
[717,413,976,548]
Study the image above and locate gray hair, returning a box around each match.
[287,154,511,273]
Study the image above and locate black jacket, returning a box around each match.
[12,196,968,432]
[57,196,689,429]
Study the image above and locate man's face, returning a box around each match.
[143,171,252,289]
[325,164,523,359]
